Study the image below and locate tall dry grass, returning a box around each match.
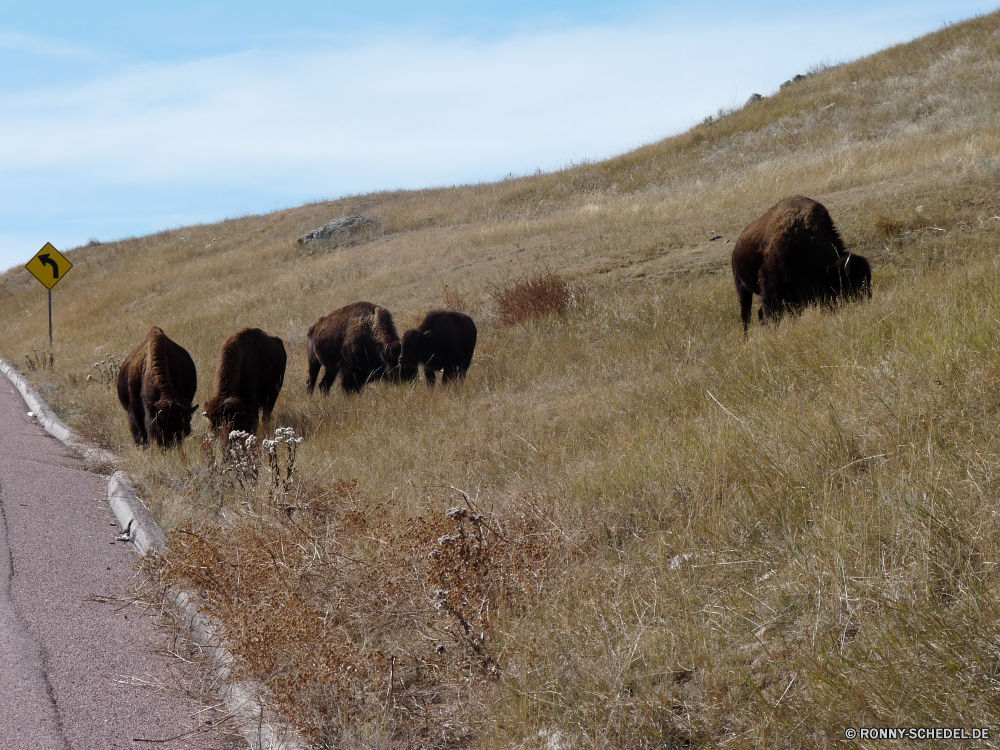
[2,11,1000,748]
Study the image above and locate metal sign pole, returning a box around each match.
[48,290,53,348]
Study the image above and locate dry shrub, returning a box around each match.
[145,483,562,748]
[491,271,578,326]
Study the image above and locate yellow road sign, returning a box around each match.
[26,243,73,290]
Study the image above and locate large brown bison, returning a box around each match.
[400,310,478,385]
[204,328,287,433]
[306,301,402,395]
[117,326,198,447]
[731,195,871,333]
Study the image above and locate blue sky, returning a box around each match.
[0,1,995,271]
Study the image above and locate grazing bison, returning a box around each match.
[204,328,287,433]
[117,326,198,447]
[306,301,402,395]
[400,310,478,385]
[731,195,871,333]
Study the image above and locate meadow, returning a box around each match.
[2,13,1000,748]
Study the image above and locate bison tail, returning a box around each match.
[306,335,318,366]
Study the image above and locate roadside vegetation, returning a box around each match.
[3,13,1000,748]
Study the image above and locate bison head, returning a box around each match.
[827,253,872,301]
[150,399,198,447]
[839,253,872,299]
[381,338,405,382]
[205,396,258,434]
[398,329,428,382]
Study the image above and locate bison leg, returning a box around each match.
[441,364,462,384]
[127,403,147,446]
[460,350,474,376]
[737,284,755,334]
[422,365,436,387]
[341,366,370,394]
[307,358,322,395]
[143,409,160,447]
[124,377,149,445]
[261,388,280,421]
[758,269,787,327]
[318,365,339,395]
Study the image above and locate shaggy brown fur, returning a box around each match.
[731,195,870,333]
[117,326,198,447]
[204,328,287,433]
[306,301,402,395]
[400,310,478,386]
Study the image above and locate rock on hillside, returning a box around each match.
[298,215,373,244]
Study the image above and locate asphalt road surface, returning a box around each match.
[0,379,238,749]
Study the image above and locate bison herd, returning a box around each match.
[117,307,478,447]
[117,194,868,447]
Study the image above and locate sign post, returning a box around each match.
[25,243,73,348]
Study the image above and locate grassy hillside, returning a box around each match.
[4,12,1000,748]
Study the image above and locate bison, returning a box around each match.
[400,310,477,385]
[306,301,402,395]
[204,328,287,433]
[731,195,871,333]
[117,326,198,447]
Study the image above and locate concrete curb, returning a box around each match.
[0,357,309,750]
[106,471,166,557]
[0,358,119,474]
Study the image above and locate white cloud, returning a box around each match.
[0,14,894,185]
[0,30,105,61]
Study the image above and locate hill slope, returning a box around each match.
[3,12,1000,748]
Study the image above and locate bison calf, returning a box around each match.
[400,310,477,386]
[117,326,198,447]
[731,195,871,333]
[307,301,402,395]
[204,328,287,433]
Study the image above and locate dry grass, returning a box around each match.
[4,11,1000,749]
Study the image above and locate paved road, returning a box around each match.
[0,379,238,749]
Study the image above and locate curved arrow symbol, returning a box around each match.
[38,253,59,278]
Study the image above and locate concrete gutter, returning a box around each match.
[0,357,309,750]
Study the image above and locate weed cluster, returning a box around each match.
[87,352,120,389]
[23,348,53,371]
[491,271,579,326]
[192,426,302,514]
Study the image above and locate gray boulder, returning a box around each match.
[298,215,373,244]
[780,73,809,90]
[744,93,763,107]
